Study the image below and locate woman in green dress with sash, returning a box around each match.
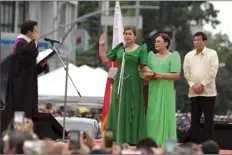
[98,26,151,145]
[146,33,181,146]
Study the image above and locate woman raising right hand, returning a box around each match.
[99,26,150,145]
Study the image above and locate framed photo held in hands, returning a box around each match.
[108,67,118,83]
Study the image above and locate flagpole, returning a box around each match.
[113,0,125,142]
[116,52,126,142]
[101,0,124,140]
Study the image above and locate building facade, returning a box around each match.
[0,1,78,71]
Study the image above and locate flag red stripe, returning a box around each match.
[101,61,118,134]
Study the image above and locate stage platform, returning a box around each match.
[220,150,232,154]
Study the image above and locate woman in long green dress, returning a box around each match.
[146,33,181,146]
[98,26,151,144]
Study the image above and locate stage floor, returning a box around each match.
[94,139,232,154]
[220,150,232,154]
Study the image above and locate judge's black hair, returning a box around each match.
[20,20,38,35]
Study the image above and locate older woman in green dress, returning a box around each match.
[146,33,181,146]
[98,26,151,145]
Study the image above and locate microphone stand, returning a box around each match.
[116,47,126,142]
[48,41,81,139]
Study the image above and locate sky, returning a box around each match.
[203,1,232,41]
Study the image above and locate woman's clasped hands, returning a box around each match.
[143,72,165,80]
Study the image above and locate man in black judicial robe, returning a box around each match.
[1,20,47,133]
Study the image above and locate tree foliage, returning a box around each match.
[140,1,220,113]
[76,1,134,67]
[76,2,232,114]
[170,2,220,28]
[175,31,232,114]
[206,31,232,63]
[206,32,232,114]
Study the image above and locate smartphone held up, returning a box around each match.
[13,111,25,128]
[69,130,81,150]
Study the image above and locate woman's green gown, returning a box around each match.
[106,43,148,144]
[146,51,181,146]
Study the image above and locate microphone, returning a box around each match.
[44,38,61,44]
[122,43,126,51]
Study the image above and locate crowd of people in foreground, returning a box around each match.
[0,116,220,154]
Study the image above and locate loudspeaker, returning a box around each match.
[178,122,232,150]
[32,113,68,140]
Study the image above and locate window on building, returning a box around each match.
[0,2,16,33]
[58,2,67,38]
[18,2,29,29]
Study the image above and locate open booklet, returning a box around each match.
[36,48,56,65]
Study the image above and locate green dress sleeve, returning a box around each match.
[139,43,148,65]
[170,51,181,73]
[106,43,123,61]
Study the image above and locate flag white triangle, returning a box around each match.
[112,1,125,49]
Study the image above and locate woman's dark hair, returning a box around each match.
[123,26,136,35]
[201,140,219,154]
[6,119,14,131]
[20,20,38,35]
[7,130,34,154]
[90,148,109,154]
[154,33,171,49]
[136,137,157,149]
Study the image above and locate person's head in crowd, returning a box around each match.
[139,147,156,154]
[81,112,88,117]
[111,142,123,154]
[102,129,114,154]
[6,119,15,131]
[201,140,220,154]
[58,106,65,115]
[104,129,114,148]
[68,111,75,117]
[89,148,109,154]
[179,142,202,154]
[46,103,52,110]
[3,130,34,154]
[136,137,157,149]
[177,146,193,154]
[136,137,158,154]
[44,103,53,113]
[3,118,35,140]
